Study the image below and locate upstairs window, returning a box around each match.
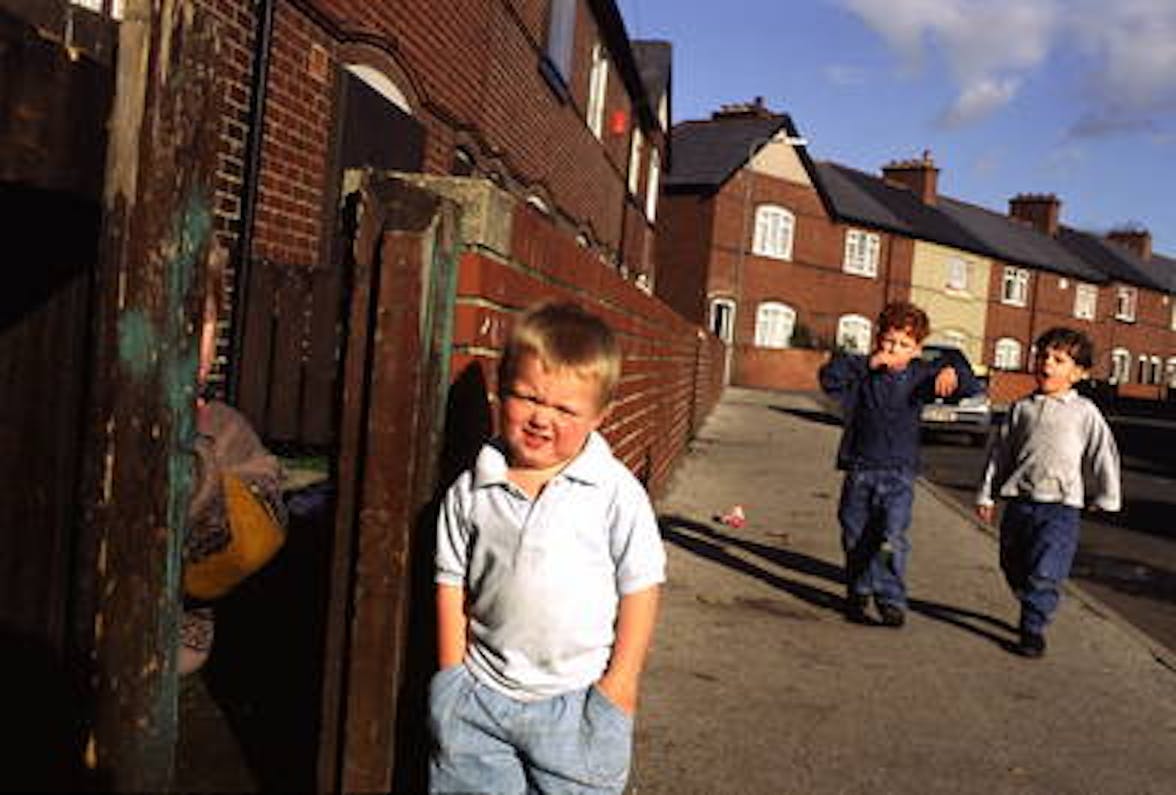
[837,314,872,354]
[1074,283,1098,320]
[545,0,576,84]
[945,258,969,292]
[755,302,796,348]
[752,205,795,260]
[628,128,643,195]
[994,338,1022,370]
[645,148,660,221]
[1110,348,1131,384]
[1001,267,1029,306]
[1115,286,1137,322]
[70,0,125,17]
[586,42,608,139]
[843,229,879,277]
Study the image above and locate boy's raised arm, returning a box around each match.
[597,585,660,716]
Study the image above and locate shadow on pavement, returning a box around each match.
[660,514,1017,650]
[767,406,842,427]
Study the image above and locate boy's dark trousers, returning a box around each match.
[837,468,914,608]
[999,499,1081,635]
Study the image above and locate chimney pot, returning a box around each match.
[881,152,939,205]
[1008,193,1061,237]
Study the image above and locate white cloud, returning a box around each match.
[941,78,1021,128]
[842,0,1176,131]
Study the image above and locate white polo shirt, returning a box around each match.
[435,432,666,701]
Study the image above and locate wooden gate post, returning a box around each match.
[80,1,222,789]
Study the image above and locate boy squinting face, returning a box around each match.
[872,326,922,372]
[1035,346,1084,396]
[501,351,606,474]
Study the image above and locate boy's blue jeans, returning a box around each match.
[999,499,1081,635]
[428,664,633,795]
[837,468,914,608]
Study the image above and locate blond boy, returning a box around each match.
[429,301,664,795]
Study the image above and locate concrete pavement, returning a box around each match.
[631,388,1176,795]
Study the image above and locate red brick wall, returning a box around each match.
[252,3,335,266]
[296,0,649,266]
[450,204,725,496]
[656,192,715,324]
[736,347,830,391]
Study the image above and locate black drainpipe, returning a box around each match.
[227,0,276,404]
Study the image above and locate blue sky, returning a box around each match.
[617,0,1176,256]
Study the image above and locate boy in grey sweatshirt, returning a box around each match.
[976,327,1120,658]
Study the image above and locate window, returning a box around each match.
[645,148,660,221]
[994,338,1022,370]
[70,0,124,17]
[1110,348,1131,384]
[754,302,796,348]
[545,0,576,84]
[1074,283,1097,320]
[752,205,795,260]
[1171,301,1176,331]
[842,229,880,277]
[1152,356,1164,385]
[627,129,643,195]
[1166,357,1176,388]
[946,258,969,292]
[1137,355,1152,385]
[586,42,608,139]
[710,299,735,344]
[1001,267,1029,306]
[837,314,872,353]
[1115,286,1137,321]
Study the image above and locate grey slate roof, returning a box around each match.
[664,115,793,189]
[1055,228,1169,291]
[667,112,1173,292]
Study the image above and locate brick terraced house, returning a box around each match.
[657,100,1176,403]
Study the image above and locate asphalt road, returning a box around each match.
[920,417,1176,653]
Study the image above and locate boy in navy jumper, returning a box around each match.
[820,301,981,626]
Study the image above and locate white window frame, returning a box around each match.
[1074,283,1098,320]
[1110,348,1131,384]
[1001,267,1029,306]
[586,42,609,139]
[1171,301,1176,331]
[836,314,872,354]
[994,338,1022,370]
[945,258,969,292]
[752,205,795,260]
[710,298,736,344]
[70,0,124,17]
[1152,356,1164,385]
[1137,355,1152,385]
[1115,286,1138,322]
[842,229,880,277]
[645,147,660,222]
[1166,357,1176,388]
[754,302,796,348]
[627,128,643,195]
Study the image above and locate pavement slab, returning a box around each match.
[631,388,1176,795]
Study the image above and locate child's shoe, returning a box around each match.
[877,602,906,628]
[1016,630,1046,658]
[845,593,870,624]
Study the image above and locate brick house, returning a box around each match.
[657,100,903,388]
[660,100,1176,400]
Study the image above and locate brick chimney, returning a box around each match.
[711,96,775,120]
[1008,193,1061,237]
[881,150,938,205]
[1106,227,1152,262]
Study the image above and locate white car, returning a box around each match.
[919,344,992,445]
